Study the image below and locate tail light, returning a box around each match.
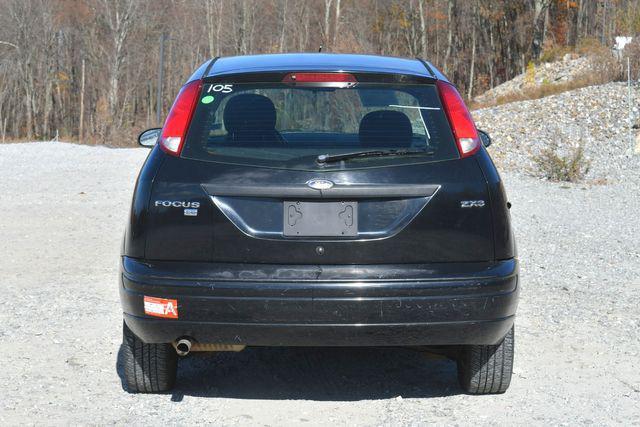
[436,80,480,158]
[159,80,202,156]
[282,72,357,88]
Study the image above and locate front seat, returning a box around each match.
[223,94,284,146]
[359,110,413,147]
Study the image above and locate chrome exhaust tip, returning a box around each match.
[175,338,192,356]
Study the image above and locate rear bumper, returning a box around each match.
[120,257,519,346]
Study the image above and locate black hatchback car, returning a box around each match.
[120,53,518,394]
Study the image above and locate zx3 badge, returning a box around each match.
[460,200,485,208]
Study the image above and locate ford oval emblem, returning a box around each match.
[307,179,334,190]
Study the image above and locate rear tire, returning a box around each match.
[456,325,514,394]
[122,320,177,393]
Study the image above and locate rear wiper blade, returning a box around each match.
[316,148,435,164]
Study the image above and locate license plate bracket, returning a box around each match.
[283,201,358,237]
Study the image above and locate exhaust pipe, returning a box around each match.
[173,338,245,356]
[175,338,192,356]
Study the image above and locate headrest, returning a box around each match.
[223,94,277,133]
[359,110,413,147]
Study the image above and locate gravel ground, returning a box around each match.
[473,54,594,105]
[1,137,639,425]
[474,82,640,182]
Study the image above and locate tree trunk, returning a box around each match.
[280,0,288,52]
[103,0,136,121]
[443,0,454,74]
[531,0,551,60]
[468,16,476,99]
[25,85,33,140]
[43,76,52,139]
[206,0,217,57]
[418,0,427,58]
[601,0,608,45]
[333,0,341,47]
[1,116,6,144]
[80,58,85,143]
[323,0,333,49]
[216,1,223,56]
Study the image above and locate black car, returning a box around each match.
[120,53,518,394]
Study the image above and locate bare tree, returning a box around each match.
[332,0,341,47]
[323,0,333,48]
[0,0,635,144]
[205,0,222,57]
[99,0,138,121]
[531,0,551,60]
[418,0,428,58]
[279,0,289,52]
[443,0,455,74]
[467,0,478,98]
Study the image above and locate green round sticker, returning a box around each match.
[201,95,214,104]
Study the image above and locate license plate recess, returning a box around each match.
[283,201,358,237]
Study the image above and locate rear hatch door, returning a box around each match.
[145,72,493,264]
[146,156,492,264]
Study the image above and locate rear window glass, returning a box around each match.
[182,79,457,169]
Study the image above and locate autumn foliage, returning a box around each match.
[0,0,638,145]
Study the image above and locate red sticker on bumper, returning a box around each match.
[143,296,179,319]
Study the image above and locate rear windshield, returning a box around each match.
[182,78,457,169]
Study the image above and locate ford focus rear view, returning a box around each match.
[120,53,518,394]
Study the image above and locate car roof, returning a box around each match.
[204,53,436,78]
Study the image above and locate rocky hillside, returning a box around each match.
[474,54,595,105]
[473,82,640,182]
